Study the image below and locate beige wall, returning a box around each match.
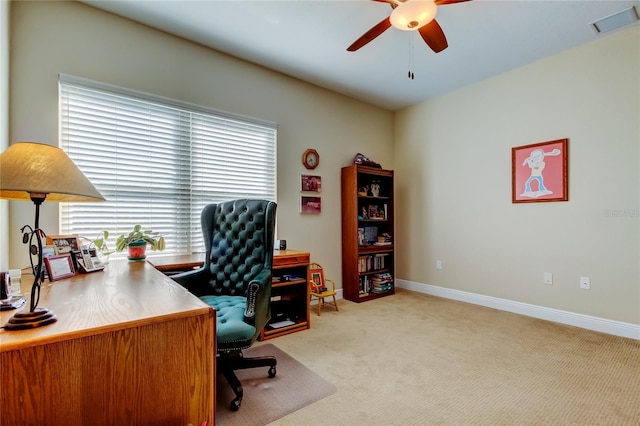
[7,1,394,279]
[1,0,9,271]
[395,26,640,325]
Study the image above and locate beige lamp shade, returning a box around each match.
[0,141,105,203]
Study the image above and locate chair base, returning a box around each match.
[218,351,277,411]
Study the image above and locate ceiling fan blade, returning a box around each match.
[347,17,392,52]
[418,19,448,53]
[435,0,473,5]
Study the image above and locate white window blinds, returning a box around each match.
[59,74,277,255]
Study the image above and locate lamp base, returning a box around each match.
[3,307,58,331]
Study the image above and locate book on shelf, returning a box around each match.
[359,272,393,295]
[359,275,370,294]
[370,285,393,294]
[358,253,390,272]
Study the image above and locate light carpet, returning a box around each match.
[269,288,640,425]
[215,343,337,425]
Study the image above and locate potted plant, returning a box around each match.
[82,230,115,264]
[115,225,166,261]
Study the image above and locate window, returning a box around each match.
[59,74,277,255]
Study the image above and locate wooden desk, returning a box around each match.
[0,260,215,425]
[148,253,205,273]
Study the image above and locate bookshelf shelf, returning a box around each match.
[341,165,395,303]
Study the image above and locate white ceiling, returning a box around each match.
[81,0,640,111]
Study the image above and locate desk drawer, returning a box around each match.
[273,253,309,268]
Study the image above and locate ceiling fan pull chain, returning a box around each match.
[408,34,415,80]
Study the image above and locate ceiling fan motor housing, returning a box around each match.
[390,0,438,31]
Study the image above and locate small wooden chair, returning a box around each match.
[309,262,339,316]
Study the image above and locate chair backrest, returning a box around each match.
[201,199,277,296]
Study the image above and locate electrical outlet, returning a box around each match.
[580,277,591,290]
[435,260,443,270]
[544,272,553,285]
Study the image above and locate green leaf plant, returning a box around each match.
[80,230,115,258]
[115,224,166,252]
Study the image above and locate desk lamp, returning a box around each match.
[0,142,105,330]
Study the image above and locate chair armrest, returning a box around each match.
[171,267,210,297]
[325,278,336,291]
[244,268,272,331]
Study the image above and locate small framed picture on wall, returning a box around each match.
[301,196,321,214]
[301,175,322,193]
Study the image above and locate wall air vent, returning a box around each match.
[590,6,639,34]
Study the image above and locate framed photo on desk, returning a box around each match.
[44,253,76,281]
[46,235,81,254]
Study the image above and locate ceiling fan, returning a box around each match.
[347,0,472,54]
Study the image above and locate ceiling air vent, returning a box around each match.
[590,6,639,34]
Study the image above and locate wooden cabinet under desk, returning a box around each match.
[0,260,215,426]
[260,250,311,341]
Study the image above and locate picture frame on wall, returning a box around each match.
[512,138,568,203]
[301,174,322,193]
[301,196,321,214]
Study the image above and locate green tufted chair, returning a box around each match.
[172,199,277,411]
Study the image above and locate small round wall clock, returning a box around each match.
[302,149,319,169]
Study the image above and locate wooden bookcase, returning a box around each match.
[341,165,395,302]
[260,250,311,340]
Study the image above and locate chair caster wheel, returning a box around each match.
[268,366,277,378]
[230,396,242,411]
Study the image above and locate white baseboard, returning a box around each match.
[396,279,640,340]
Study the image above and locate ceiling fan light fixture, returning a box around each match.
[390,0,438,31]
